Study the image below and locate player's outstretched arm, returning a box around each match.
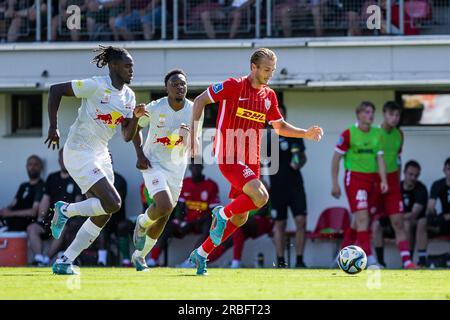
[45,82,75,150]
[271,120,323,141]
[191,90,213,157]
[132,125,151,170]
[121,103,149,142]
[331,151,342,199]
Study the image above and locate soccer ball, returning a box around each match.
[337,245,367,275]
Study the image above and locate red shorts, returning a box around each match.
[219,162,260,199]
[377,171,404,216]
[344,170,380,214]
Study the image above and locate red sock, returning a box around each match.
[232,228,246,260]
[397,240,412,264]
[150,246,161,260]
[356,231,372,256]
[221,220,239,243]
[223,194,258,218]
[207,244,227,263]
[201,236,216,255]
[341,227,357,249]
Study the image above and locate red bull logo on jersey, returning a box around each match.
[236,107,266,123]
[94,110,125,129]
[154,134,184,149]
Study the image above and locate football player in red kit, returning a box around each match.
[188,47,324,275]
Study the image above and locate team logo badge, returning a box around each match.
[157,114,166,128]
[101,90,111,104]
[212,82,223,94]
[201,191,208,201]
[152,178,159,185]
[264,98,271,110]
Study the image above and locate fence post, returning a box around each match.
[173,0,178,40]
[162,0,167,39]
[266,0,272,37]
[399,0,405,34]
[36,0,41,41]
[256,0,261,38]
[386,0,392,34]
[47,0,52,41]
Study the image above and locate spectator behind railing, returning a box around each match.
[192,0,253,39]
[114,0,170,41]
[363,0,421,35]
[86,0,124,41]
[5,0,47,42]
[52,0,87,41]
[273,0,324,37]
[0,1,7,42]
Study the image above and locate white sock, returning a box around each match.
[138,212,156,229]
[219,207,229,220]
[136,236,157,259]
[97,249,107,265]
[65,198,108,218]
[64,219,103,262]
[197,246,208,258]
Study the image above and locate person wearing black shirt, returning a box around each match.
[268,105,308,268]
[27,149,82,266]
[416,157,450,266]
[373,160,428,267]
[0,155,44,232]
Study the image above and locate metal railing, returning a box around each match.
[0,0,33,42]
[0,0,449,42]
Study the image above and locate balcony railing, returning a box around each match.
[0,0,448,42]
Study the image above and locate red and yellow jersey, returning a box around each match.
[179,177,220,222]
[207,76,283,165]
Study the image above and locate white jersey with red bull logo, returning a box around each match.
[138,97,196,179]
[66,75,136,151]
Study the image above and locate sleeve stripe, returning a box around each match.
[207,87,215,103]
[269,117,284,125]
[335,147,346,155]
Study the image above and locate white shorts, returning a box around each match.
[63,146,114,194]
[141,166,183,207]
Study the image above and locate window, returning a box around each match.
[11,94,42,136]
[396,91,450,126]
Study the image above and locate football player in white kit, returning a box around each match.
[131,69,202,271]
[44,46,148,275]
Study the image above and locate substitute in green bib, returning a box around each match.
[331,101,388,266]
[374,101,416,269]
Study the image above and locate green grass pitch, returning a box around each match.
[1,267,449,299]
